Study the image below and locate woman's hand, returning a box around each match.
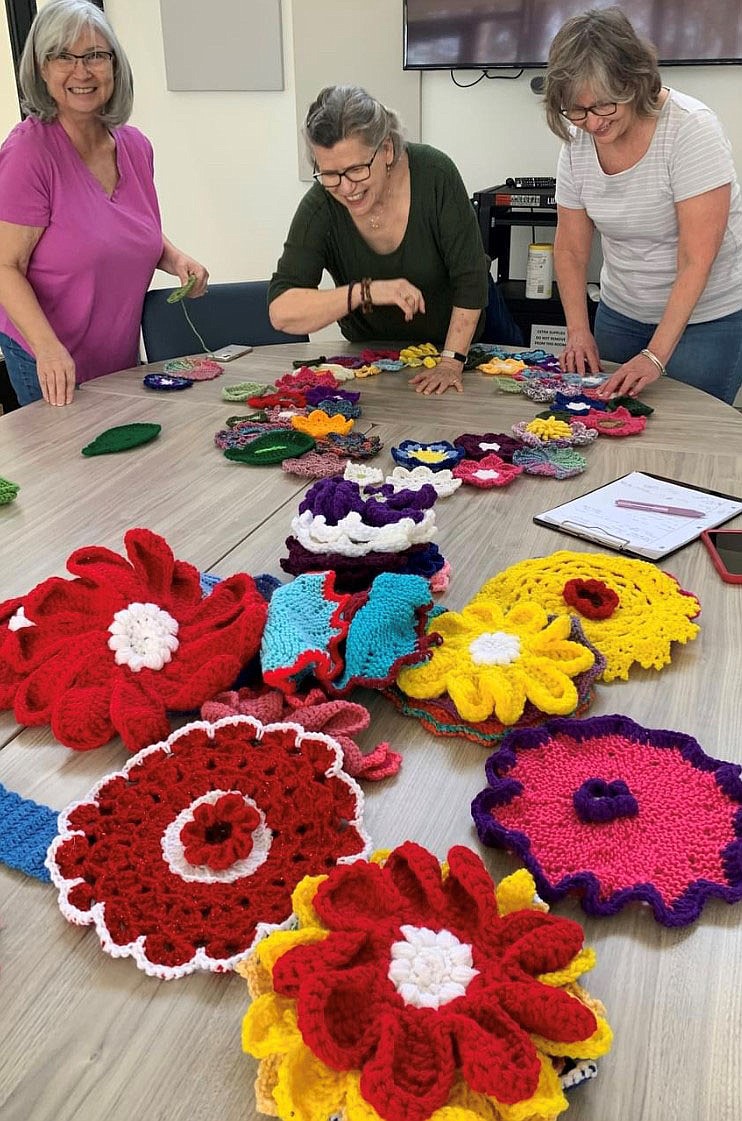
[410,356,463,396]
[170,253,209,298]
[595,351,662,399]
[35,343,76,406]
[368,279,425,322]
[560,327,601,375]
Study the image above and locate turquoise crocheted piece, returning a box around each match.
[0,783,58,881]
[260,571,350,692]
[331,572,434,694]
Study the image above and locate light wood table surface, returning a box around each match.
[1,345,741,1121]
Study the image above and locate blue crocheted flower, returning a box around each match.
[260,572,350,692]
[553,392,606,414]
[391,440,465,473]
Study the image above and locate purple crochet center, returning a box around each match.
[304,387,361,406]
[299,477,437,526]
[471,713,742,927]
[573,778,639,823]
[281,538,444,593]
[453,433,523,463]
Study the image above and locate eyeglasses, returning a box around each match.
[47,50,114,70]
[560,101,618,123]
[312,142,383,188]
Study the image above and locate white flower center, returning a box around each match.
[107,601,180,672]
[479,441,501,451]
[8,606,34,631]
[388,925,478,1009]
[474,469,501,481]
[469,631,521,665]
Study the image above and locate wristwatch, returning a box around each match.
[440,349,467,364]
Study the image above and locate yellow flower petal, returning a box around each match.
[531,1014,613,1059]
[257,927,327,976]
[515,658,580,715]
[291,874,327,928]
[274,1044,348,1121]
[477,663,527,724]
[496,868,539,915]
[447,668,501,723]
[242,991,300,1058]
[538,947,596,986]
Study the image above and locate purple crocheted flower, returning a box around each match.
[298,477,436,527]
[472,714,742,926]
[391,440,464,473]
[280,539,444,593]
[304,387,361,407]
[452,432,523,463]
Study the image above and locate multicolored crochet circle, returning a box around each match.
[476,551,701,681]
[45,715,371,979]
[511,446,587,478]
[239,843,612,1121]
[162,357,224,380]
[472,714,742,926]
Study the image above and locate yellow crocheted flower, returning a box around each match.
[291,410,354,437]
[400,343,440,367]
[475,551,701,681]
[239,856,612,1121]
[354,364,382,378]
[525,417,573,442]
[477,358,526,376]
[396,600,595,725]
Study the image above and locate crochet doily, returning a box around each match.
[472,714,742,926]
[475,551,701,681]
[239,842,612,1121]
[0,528,267,751]
[45,715,371,979]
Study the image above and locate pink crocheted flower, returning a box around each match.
[473,714,742,926]
[453,454,523,488]
[45,715,371,978]
[0,529,267,752]
[276,368,340,392]
[268,842,603,1121]
[582,407,646,436]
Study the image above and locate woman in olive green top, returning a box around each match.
[269,85,521,395]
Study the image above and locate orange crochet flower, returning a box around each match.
[292,410,355,437]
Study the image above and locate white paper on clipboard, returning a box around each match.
[534,471,742,559]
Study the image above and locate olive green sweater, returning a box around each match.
[269,143,489,344]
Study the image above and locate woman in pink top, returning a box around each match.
[0,0,208,406]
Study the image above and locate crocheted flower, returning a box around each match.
[240,843,612,1121]
[453,432,524,463]
[453,454,523,488]
[315,432,383,459]
[292,508,437,557]
[247,390,306,409]
[0,529,267,752]
[304,386,361,407]
[582,407,646,436]
[552,392,605,415]
[292,409,355,438]
[260,571,350,692]
[299,476,436,527]
[45,715,371,978]
[477,356,527,376]
[563,579,619,620]
[391,440,465,473]
[472,714,742,926]
[343,462,385,488]
[276,368,339,391]
[280,538,445,593]
[512,417,583,448]
[384,465,462,498]
[281,452,346,479]
[396,600,595,725]
[512,446,587,479]
[354,363,382,378]
[477,551,700,681]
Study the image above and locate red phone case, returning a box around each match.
[701,530,742,584]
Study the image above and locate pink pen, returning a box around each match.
[615,499,704,518]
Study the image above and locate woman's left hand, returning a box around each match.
[410,356,464,396]
[595,351,662,399]
[171,253,209,298]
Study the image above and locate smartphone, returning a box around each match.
[701,530,742,585]
[211,344,253,362]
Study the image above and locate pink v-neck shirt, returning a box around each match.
[0,116,163,383]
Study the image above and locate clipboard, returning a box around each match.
[533,471,742,560]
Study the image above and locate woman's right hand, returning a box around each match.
[367,279,426,322]
[36,344,76,406]
[560,328,601,376]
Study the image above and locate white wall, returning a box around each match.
[1,1,741,293]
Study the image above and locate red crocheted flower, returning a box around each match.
[581,407,646,436]
[0,528,267,752]
[46,715,371,978]
[453,454,523,488]
[562,579,619,620]
[270,842,600,1121]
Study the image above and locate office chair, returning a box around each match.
[141,280,308,362]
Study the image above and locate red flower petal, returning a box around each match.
[441,845,501,943]
[314,862,406,930]
[109,674,171,753]
[296,960,383,1069]
[499,912,586,976]
[496,979,597,1043]
[383,842,450,923]
[449,1002,541,1103]
[360,1007,456,1121]
[51,683,116,751]
[273,930,371,998]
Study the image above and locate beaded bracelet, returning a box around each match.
[640,348,668,377]
[347,281,358,316]
[360,277,374,315]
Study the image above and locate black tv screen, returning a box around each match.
[404,0,742,70]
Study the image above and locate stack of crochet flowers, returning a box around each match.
[281,474,447,594]
[239,841,612,1121]
[0,528,268,751]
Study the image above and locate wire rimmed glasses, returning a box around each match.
[560,101,618,123]
[47,50,115,70]
[312,142,384,188]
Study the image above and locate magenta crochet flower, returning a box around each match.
[582,407,647,436]
[472,714,742,926]
[453,454,523,488]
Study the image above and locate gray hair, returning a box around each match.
[544,8,662,142]
[19,0,134,126]
[303,85,406,164]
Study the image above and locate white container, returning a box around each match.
[525,243,554,300]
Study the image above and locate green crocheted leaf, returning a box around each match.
[224,431,315,464]
[0,476,20,504]
[82,423,162,456]
[166,274,197,303]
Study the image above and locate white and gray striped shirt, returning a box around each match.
[556,88,742,324]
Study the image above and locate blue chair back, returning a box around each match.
[141,279,308,361]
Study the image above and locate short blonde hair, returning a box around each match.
[544,8,662,142]
[19,0,134,126]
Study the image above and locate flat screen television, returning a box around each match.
[403,1,742,70]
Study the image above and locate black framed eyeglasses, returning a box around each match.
[560,101,618,123]
[47,50,115,70]
[312,142,384,188]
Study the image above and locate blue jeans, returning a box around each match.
[594,302,742,406]
[0,332,43,406]
[481,274,524,346]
